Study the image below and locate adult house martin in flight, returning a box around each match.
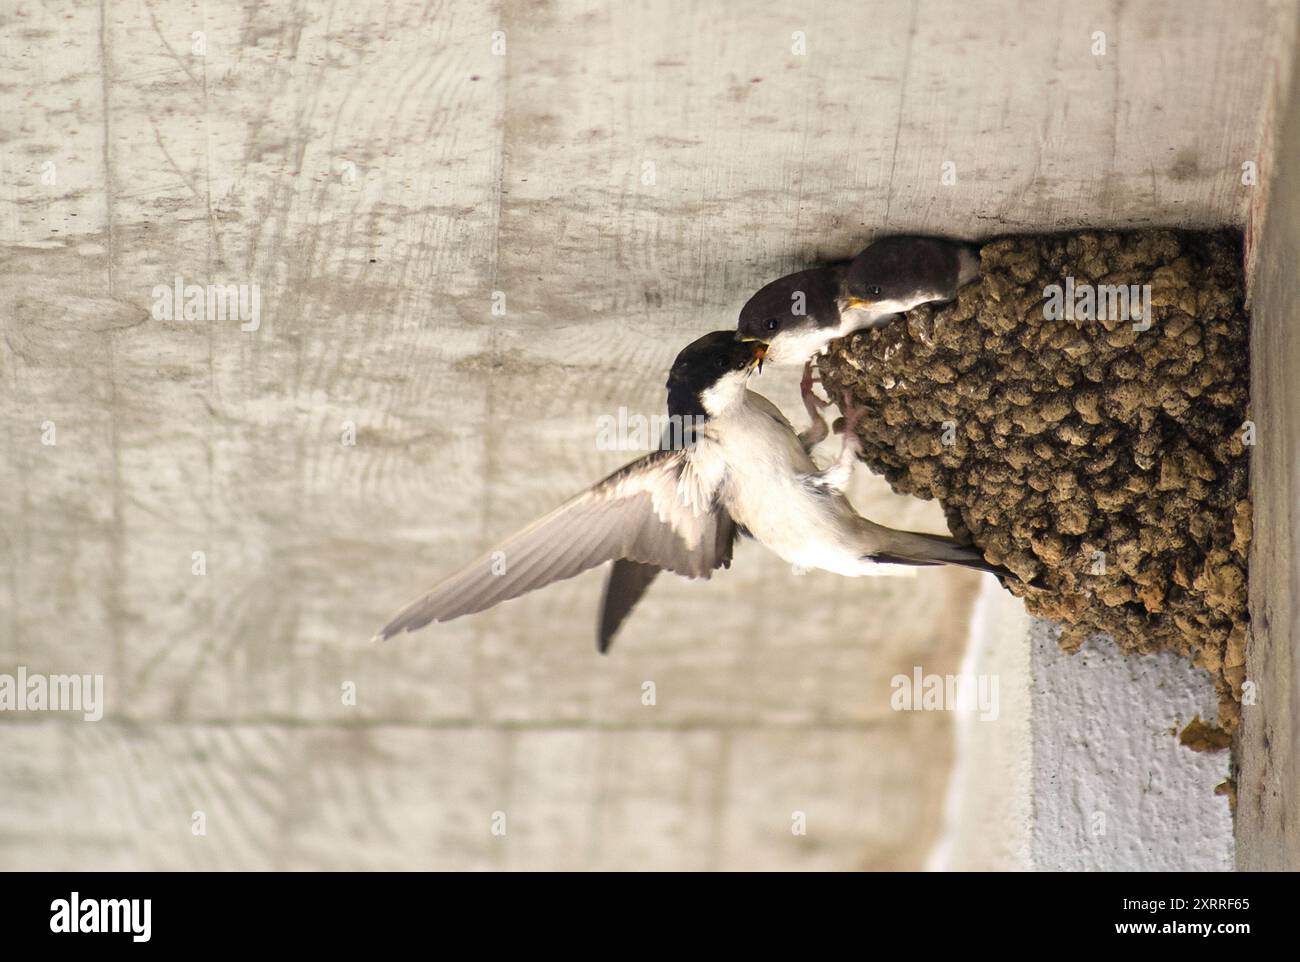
[374,331,1004,648]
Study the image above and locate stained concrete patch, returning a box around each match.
[820,230,1250,732]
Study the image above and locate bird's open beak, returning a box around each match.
[839,297,875,312]
[750,342,768,373]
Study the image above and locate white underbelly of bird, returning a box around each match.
[710,398,877,577]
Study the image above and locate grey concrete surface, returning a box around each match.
[0,0,1288,870]
[1238,9,1300,872]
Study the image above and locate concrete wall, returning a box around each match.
[1238,7,1300,871]
[0,0,1288,870]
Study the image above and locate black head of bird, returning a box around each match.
[736,267,844,344]
[665,330,766,420]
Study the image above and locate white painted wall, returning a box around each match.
[928,580,1033,871]
[932,583,1233,871]
[1030,625,1233,871]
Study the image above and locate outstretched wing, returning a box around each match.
[375,445,732,641]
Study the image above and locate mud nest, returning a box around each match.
[819,230,1250,731]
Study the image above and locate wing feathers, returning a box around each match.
[375,447,731,641]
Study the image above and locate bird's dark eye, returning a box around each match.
[766,317,780,331]
[869,286,882,296]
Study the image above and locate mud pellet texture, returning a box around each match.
[819,230,1250,731]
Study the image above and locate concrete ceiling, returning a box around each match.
[0,0,1290,869]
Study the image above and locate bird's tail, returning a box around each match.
[865,529,1008,577]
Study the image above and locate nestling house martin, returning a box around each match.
[839,234,980,319]
[737,235,981,365]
